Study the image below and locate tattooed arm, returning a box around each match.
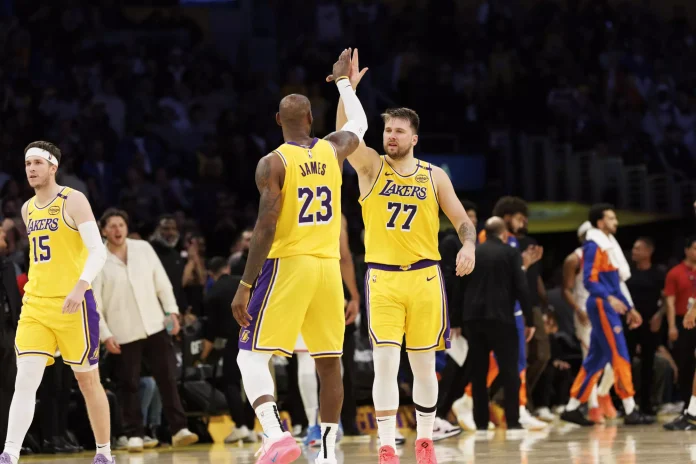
[240,153,285,285]
[232,152,285,327]
[432,165,477,276]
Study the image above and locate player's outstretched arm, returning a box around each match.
[432,166,477,276]
[231,152,284,327]
[63,190,107,313]
[329,48,381,179]
[325,48,368,164]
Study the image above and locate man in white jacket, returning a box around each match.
[93,208,199,452]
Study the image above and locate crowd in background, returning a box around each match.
[2,0,696,455]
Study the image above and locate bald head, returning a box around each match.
[485,216,507,240]
[278,94,312,128]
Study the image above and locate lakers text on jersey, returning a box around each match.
[15,187,100,369]
[361,157,450,352]
[239,139,345,358]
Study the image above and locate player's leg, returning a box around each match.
[365,266,407,460]
[664,365,696,430]
[54,290,113,462]
[562,298,612,425]
[237,257,310,462]
[301,258,346,463]
[405,265,459,460]
[575,311,602,417]
[598,301,654,424]
[2,305,56,464]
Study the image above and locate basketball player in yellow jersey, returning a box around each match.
[0,141,111,464]
[230,49,367,464]
[328,49,476,464]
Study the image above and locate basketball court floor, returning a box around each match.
[19,423,696,463]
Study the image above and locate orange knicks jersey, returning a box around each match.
[360,156,440,266]
[268,138,342,260]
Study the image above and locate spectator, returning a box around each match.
[200,257,255,444]
[663,235,696,424]
[461,217,534,431]
[150,214,187,312]
[93,208,198,452]
[626,237,665,414]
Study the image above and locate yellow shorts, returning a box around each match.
[365,260,450,352]
[239,255,345,358]
[15,290,100,369]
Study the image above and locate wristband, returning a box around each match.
[335,76,349,82]
[240,280,253,289]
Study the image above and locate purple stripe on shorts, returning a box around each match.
[239,259,277,351]
[85,289,100,365]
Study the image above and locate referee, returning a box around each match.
[461,217,534,430]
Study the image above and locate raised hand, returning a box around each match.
[331,48,352,84]
[327,48,369,90]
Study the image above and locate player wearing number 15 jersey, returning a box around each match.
[1,141,113,464]
[331,49,477,464]
[231,50,366,464]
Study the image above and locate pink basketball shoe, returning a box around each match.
[378,445,400,464]
[415,438,437,464]
[254,432,302,464]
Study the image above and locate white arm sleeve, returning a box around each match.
[337,79,368,141]
[78,221,107,284]
[620,280,635,309]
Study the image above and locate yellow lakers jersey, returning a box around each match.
[24,187,88,299]
[268,138,342,260]
[361,156,441,266]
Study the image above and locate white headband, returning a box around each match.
[25,147,59,166]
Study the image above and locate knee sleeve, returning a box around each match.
[237,350,275,405]
[297,352,318,410]
[372,347,401,411]
[15,356,47,394]
[408,351,438,409]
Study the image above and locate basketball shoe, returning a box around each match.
[254,432,302,464]
[415,438,437,464]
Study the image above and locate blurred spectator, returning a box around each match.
[200,257,255,443]
[94,208,198,452]
[228,228,252,276]
[625,237,665,414]
[150,214,187,312]
[0,225,21,445]
[664,236,696,406]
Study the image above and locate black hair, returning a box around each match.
[686,235,696,249]
[207,256,228,274]
[492,196,528,217]
[588,203,614,228]
[462,200,477,213]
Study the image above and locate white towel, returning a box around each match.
[586,228,634,307]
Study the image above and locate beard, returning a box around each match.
[383,142,410,160]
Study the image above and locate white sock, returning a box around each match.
[688,396,696,416]
[319,423,338,461]
[255,402,284,439]
[597,364,614,396]
[416,411,436,440]
[588,387,599,409]
[566,398,581,411]
[297,352,319,428]
[4,357,46,464]
[306,408,318,427]
[622,397,635,415]
[96,442,112,459]
[377,415,397,450]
